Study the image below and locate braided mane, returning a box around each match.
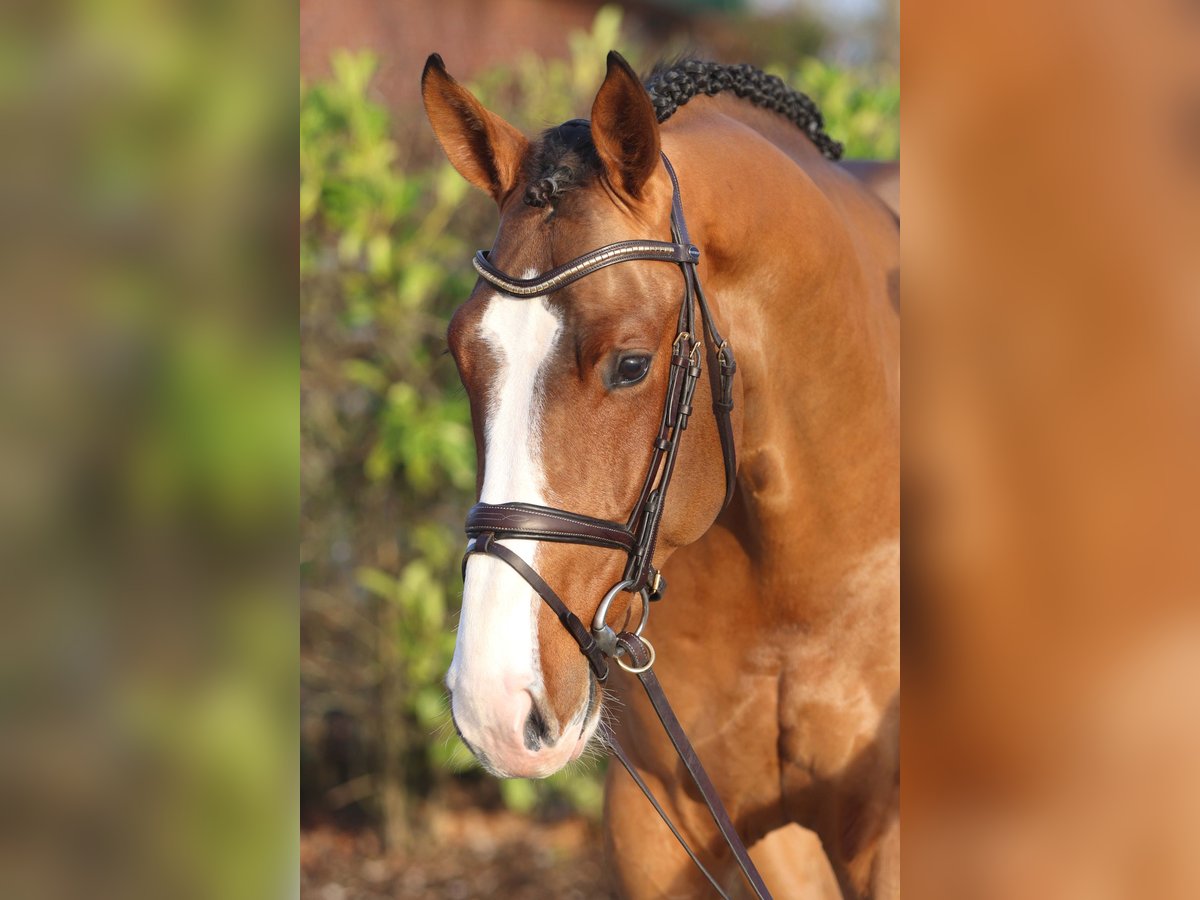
[524,57,839,207]
[644,59,842,161]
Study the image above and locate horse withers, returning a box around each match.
[421,52,899,899]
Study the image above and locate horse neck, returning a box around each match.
[665,108,900,591]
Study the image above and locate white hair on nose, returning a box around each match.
[446,284,561,742]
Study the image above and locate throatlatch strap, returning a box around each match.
[696,278,738,509]
[663,153,738,509]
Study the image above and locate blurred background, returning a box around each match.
[5,0,1196,897]
[1,0,296,898]
[299,1,896,897]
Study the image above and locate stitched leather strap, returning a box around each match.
[462,532,610,681]
[616,632,773,900]
[474,240,699,297]
[606,731,731,899]
[467,501,636,552]
[695,277,738,510]
[662,154,738,509]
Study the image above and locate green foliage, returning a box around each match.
[776,58,899,160]
[471,5,635,131]
[300,5,898,831]
[301,44,483,824]
[500,765,606,818]
[299,11,646,826]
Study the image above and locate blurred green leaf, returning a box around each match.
[355,566,397,602]
[413,686,447,728]
[341,359,387,393]
[499,778,539,815]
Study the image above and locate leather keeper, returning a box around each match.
[717,371,736,409]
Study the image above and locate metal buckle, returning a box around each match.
[717,340,733,368]
[593,579,651,657]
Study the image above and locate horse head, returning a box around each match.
[422,53,735,778]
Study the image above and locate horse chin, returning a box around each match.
[512,699,603,779]
[567,697,604,762]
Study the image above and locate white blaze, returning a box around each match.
[447,287,561,743]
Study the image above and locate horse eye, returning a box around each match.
[614,354,651,387]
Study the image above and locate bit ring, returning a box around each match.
[593,579,651,657]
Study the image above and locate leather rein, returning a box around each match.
[461,153,771,899]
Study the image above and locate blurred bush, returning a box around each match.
[1,1,295,899]
[776,58,899,160]
[300,5,898,845]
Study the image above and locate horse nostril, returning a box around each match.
[523,702,552,751]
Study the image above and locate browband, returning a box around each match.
[474,240,700,297]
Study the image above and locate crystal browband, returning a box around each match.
[473,240,700,297]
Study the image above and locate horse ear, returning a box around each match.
[421,54,529,203]
[590,51,660,201]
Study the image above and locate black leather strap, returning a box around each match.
[695,277,738,510]
[474,240,699,297]
[661,153,694,249]
[663,154,738,509]
[616,633,772,900]
[467,501,636,552]
[606,730,731,899]
[462,532,610,681]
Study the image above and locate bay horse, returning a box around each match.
[421,52,899,898]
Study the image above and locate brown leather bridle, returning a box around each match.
[460,152,771,899]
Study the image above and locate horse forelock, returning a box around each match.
[523,119,602,208]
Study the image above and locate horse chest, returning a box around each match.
[775,540,900,783]
[777,662,892,780]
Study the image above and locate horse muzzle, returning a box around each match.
[447,673,600,778]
